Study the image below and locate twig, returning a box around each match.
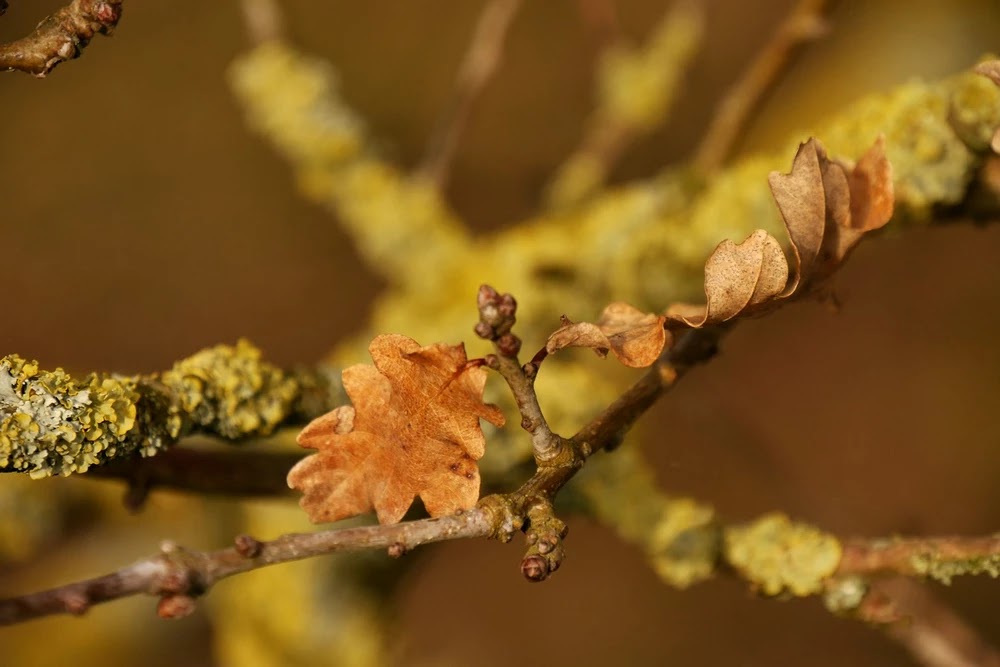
[0,0,123,77]
[691,0,833,172]
[854,578,1000,667]
[239,0,286,45]
[417,0,522,188]
[0,511,493,625]
[475,285,563,462]
[838,535,1000,582]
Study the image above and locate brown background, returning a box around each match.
[1,1,999,665]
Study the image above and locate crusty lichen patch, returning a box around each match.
[724,512,842,597]
[161,339,299,440]
[1,340,318,478]
[648,498,720,589]
[0,355,143,478]
[909,549,1000,584]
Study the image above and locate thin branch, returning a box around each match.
[838,535,1000,581]
[691,0,833,172]
[239,0,286,45]
[417,0,522,188]
[0,510,493,624]
[0,0,123,77]
[855,578,1000,667]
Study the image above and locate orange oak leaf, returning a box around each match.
[667,136,893,327]
[287,334,505,525]
[545,302,670,368]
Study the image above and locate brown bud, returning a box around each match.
[497,333,522,357]
[387,542,407,559]
[234,534,262,558]
[521,554,548,582]
[157,594,197,619]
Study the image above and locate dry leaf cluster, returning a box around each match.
[547,136,894,364]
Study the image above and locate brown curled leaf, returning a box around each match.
[545,302,670,368]
[667,136,894,328]
[665,229,788,326]
[288,334,505,525]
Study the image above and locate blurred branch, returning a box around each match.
[418,0,523,188]
[545,1,705,209]
[239,0,285,45]
[838,535,1000,582]
[853,578,1000,667]
[0,0,123,77]
[85,447,303,508]
[692,0,833,172]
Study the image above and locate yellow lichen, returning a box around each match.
[724,512,842,597]
[1,340,319,477]
[160,339,299,440]
[909,549,1000,584]
[648,498,720,589]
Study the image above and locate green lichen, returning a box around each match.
[724,512,842,597]
[909,549,1000,584]
[0,340,329,478]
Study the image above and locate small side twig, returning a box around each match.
[691,0,833,172]
[418,0,523,188]
[0,0,123,77]
[475,284,565,463]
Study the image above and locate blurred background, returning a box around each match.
[1,1,999,665]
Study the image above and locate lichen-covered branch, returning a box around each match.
[0,340,341,478]
[0,0,123,77]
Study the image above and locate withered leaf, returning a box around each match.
[545,302,670,368]
[666,229,787,326]
[288,334,505,525]
[667,137,894,327]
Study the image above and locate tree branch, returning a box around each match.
[853,578,1000,667]
[84,447,303,508]
[692,0,834,172]
[838,535,1000,582]
[0,340,341,478]
[418,0,522,188]
[0,0,123,77]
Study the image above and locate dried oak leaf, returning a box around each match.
[545,302,670,368]
[667,136,893,327]
[287,334,505,525]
